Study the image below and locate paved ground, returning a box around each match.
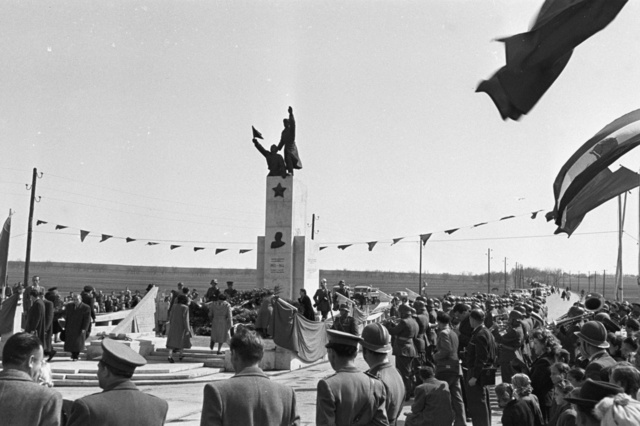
[56,292,577,425]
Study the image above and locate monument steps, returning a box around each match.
[50,363,221,387]
[147,348,226,368]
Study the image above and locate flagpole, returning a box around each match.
[0,210,12,304]
[419,241,422,296]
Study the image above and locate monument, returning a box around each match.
[253,107,318,300]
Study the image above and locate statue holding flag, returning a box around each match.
[251,106,302,178]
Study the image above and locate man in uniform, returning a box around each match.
[67,338,168,425]
[464,309,496,426]
[200,327,299,426]
[388,303,419,398]
[316,330,388,426]
[204,279,221,302]
[313,279,332,321]
[575,320,616,381]
[0,332,63,426]
[331,304,358,336]
[333,280,349,311]
[412,300,430,369]
[224,281,238,300]
[361,323,405,425]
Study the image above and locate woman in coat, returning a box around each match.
[209,294,233,354]
[530,328,562,423]
[166,294,193,362]
[298,289,315,322]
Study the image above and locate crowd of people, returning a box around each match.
[6,273,640,425]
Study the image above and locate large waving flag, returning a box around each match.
[548,109,640,233]
[477,0,628,121]
[554,167,639,235]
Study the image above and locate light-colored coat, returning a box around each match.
[200,366,299,426]
[0,369,63,426]
[67,379,168,426]
[166,303,192,350]
[209,300,233,344]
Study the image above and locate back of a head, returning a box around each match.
[612,365,640,397]
[230,328,264,365]
[469,309,485,323]
[437,311,451,325]
[2,332,41,368]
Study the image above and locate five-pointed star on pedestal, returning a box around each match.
[272,183,287,198]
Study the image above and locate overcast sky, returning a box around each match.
[2,0,640,276]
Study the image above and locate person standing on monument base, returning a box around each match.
[361,323,405,426]
[166,294,193,363]
[0,332,63,426]
[313,279,331,321]
[63,293,91,361]
[205,279,221,302]
[67,338,168,426]
[316,330,389,426]
[277,106,302,175]
[331,304,358,336]
[298,288,315,322]
[200,327,300,426]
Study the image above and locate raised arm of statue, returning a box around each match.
[253,138,269,158]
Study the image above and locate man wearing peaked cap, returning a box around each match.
[361,323,405,425]
[67,339,168,426]
[316,330,388,426]
[575,321,616,382]
[331,304,358,336]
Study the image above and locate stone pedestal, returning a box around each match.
[256,176,318,299]
[86,338,154,360]
[223,339,327,372]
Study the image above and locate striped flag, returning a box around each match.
[548,109,640,234]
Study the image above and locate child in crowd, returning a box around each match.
[495,382,540,426]
[549,380,577,426]
[511,373,544,426]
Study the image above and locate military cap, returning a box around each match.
[338,280,345,285]
[626,318,640,331]
[83,285,94,292]
[100,338,146,374]
[338,303,349,311]
[210,279,218,284]
[226,281,234,285]
[575,321,609,348]
[326,329,363,348]
[530,312,543,324]
[360,323,392,353]
[509,310,524,321]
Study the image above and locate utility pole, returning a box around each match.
[487,248,491,293]
[311,214,316,240]
[23,167,41,290]
[504,257,507,293]
[587,272,591,293]
[419,241,423,295]
[603,270,606,297]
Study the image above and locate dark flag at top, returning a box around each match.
[547,109,640,234]
[477,0,628,121]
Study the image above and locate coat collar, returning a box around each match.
[0,369,34,382]
[233,366,269,379]
[102,378,138,392]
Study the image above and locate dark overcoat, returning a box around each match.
[389,317,419,357]
[67,379,168,426]
[43,298,54,353]
[166,303,192,350]
[26,298,47,346]
[367,362,405,426]
[313,288,331,313]
[63,302,91,353]
[200,366,300,426]
[585,350,617,381]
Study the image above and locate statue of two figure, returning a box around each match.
[253,106,303,177]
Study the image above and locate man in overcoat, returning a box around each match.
[491,309,524,384]
[200,328,299,426]
[67,338,168,426]
[26,289,46,345]
[0,332,63,426]
[464,309,496,426]
[388,303,419,398]
[313,279,331,321]
[316,330,388,426]
[63,293,91,361]
[331,304,358,336]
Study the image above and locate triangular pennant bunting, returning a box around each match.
[500,215,515,221]
[367,241,377,252]
[391,237,403,246]
[194,247,204,252]
[338,244,352,250]
[100,234,112,242]
[420,233,432,246]
[320,246,327,251]
[170,245,181,250]
[126,237,136,243]
[473,222,488,227]
[55,225,68,230]
[239,249,252,254]
[147,242,159,246]
[80,230,89,242]
[36,220,47,226]
[445,228,459,235]
[215,249,228,255]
